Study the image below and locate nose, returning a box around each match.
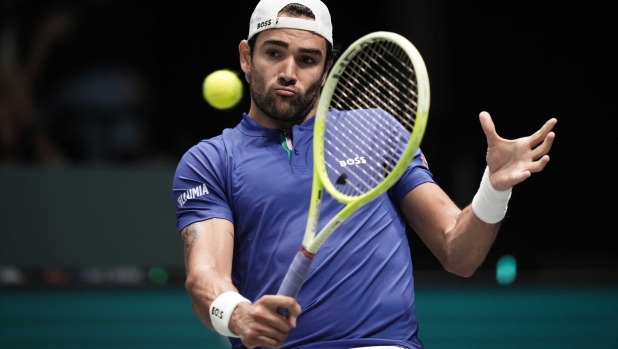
[278,57,297,85]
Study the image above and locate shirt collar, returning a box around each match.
[237,112,316,136]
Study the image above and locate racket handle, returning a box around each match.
[276,248,314,317]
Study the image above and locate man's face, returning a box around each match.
[248,28,329,124]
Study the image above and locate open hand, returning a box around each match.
[479,111,557,191]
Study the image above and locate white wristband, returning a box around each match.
[210,291,251,337]
[472,167,512,224]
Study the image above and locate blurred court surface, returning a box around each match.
[1,286,617,349]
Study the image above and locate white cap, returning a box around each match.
[248,0,333,45]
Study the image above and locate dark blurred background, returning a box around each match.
[2,0,615,282]
[1,1,617,348]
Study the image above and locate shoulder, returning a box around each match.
[173,134,231,178]
[180,127,243,162]
[177,137,222,163]
[174,122,249,173]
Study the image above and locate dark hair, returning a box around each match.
[247,3,340,71]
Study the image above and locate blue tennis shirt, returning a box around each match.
[172,112,435,349]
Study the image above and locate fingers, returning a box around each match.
[529,154,551,173]
[529,118,557,161]
[529,118,558,145]
[259,295,301,330]
[531,130,556,161]
[236,295,301,349]
[240,326,284,349]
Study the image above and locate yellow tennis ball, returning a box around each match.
[202,69,243,110]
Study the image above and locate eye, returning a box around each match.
[266,50,280,58]
[301,56,316,64]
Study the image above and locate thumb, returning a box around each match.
[479,111,498,145]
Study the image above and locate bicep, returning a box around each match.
[400,182,461,264]
[180,218,235,280]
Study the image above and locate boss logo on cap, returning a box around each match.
[256,19,272,29]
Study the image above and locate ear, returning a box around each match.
[321,59,334,86]
[239,40,252,76]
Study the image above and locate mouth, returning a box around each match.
[274,87,297,97]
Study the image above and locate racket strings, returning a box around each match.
[325,76,413,193]
[327,107,400,159]
[332,67,409,131]
[323,112,397,193]
[331,77,406,145]
[347,41,418,131]
[331,41,418,138]
[324,110,402,183]
[324,48,412,178]
[324,39,419,197]
[368,41,418,129]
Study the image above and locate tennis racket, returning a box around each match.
[276,31,430,315]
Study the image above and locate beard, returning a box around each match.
[249,68,323,123]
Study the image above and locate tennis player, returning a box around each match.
[172,1,557,348]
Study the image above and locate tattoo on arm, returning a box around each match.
[181,225,201,267]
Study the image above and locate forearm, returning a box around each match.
[181,220,300,347]
[443,205,501,276]
[181,219,236,331]
[443,165,512,275]
[402,182,503,277]
[185,266,239,330]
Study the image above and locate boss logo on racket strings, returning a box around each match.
[177,183,209,207]
[339,156,366,167]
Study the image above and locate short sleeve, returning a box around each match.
[388,148,435,204]
[172,139,234,233]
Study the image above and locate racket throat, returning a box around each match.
[299,246,315,259]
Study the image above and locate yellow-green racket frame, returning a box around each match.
[302,31,430,254]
